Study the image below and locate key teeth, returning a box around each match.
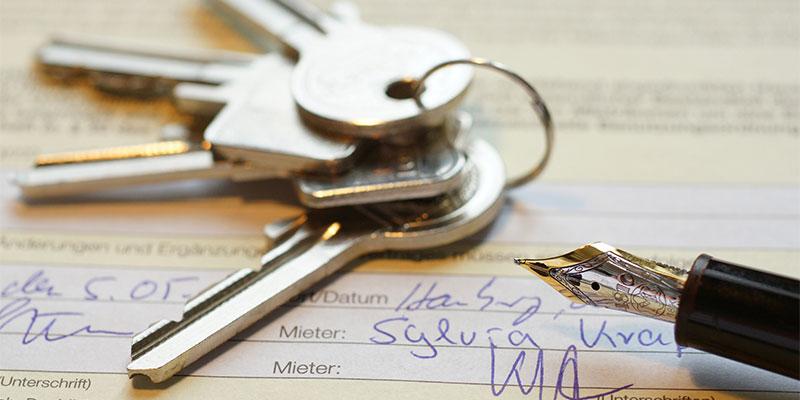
[127,268,257,380]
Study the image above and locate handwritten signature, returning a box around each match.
[369,277,685,396]
[0,297,133,345]
[0,269,201,345]
[490,344,632,399]
[394,277,542,326]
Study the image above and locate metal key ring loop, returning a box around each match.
[413,58,554,189]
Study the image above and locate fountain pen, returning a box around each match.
[514,243,799,379]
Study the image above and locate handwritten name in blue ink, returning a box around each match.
[371,315,632,397]
[579,318,686,357]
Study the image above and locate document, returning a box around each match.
[2,183,798,399]
[1,0,798,399]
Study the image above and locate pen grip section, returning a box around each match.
[675,255,799,379]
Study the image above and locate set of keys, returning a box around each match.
[14,0,554,383]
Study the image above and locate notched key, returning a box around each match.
[13,140,279,199]
[19,2,469,204]
[37,33,256,98]
[126,138,506,383]
[210,0,472,139]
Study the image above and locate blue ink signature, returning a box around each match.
[394,277,544,326]
[394,282,468,312]
[578,318,686,357]
[0,298,133,345]
[489,343,633,399]
[477,277,542,326]
[372,280,638,396]
[371,315,633,397]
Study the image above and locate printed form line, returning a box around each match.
[0,369,797,394]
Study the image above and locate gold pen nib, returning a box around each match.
[513,257,550,276]
[515,243,688,322]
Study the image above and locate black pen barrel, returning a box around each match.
[675,254,800,379]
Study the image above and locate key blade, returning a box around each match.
[14,142,277,199]
[38,33,256,96]
[127,212,367,382]
[128,268,257,382]
[208,0,338,57]
[33,140,193,167]
[17,151,221,198]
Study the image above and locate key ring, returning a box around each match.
[413,58,554,189]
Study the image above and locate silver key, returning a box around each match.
[12,140,280,199]
[36,33,252,117]
[294,113,469,208]
[14,113,467,205]
[38,33,256,98]
[24,39,362,194]
[204,55,468,205]
[19,3,467,205]
[15,58,466,204]
[210,0,473,139]
[171,0,360,116]
[126,138,505,383]
[30,6,363,170]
